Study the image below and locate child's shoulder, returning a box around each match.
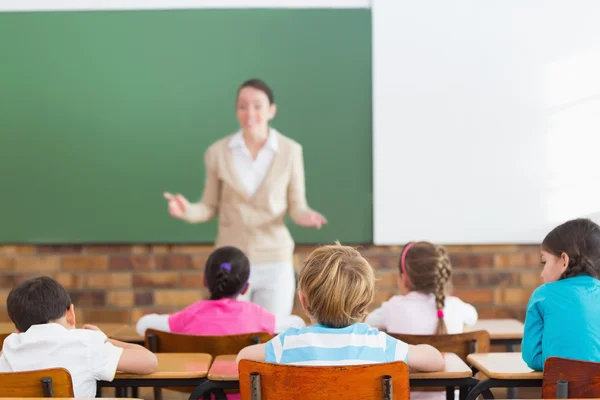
[238,300,275,317]
[68,328,109,345]
[382,295,409,308]
[445,295,472,306]
[277,323,382,337]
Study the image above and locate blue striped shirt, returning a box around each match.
[264,323,409,366]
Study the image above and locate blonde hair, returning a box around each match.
[400,241,452,335]
[298,242,375,328]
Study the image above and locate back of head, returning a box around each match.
[542,218,600,279]
[400,241,452,335]
[298,242,374,328]
[204,246,250,300]
[7,276,72,332]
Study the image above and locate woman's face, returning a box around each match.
[236,87,276,137]
[540,249,569,283]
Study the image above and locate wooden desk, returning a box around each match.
[205,353,473,382]
[193,352,478,398]
[110,324,143,343]
[114,353,212,380]
[411,353,473,380]
[99,353,212,396]
[208,355,238,381]
[467,319,524,342]
[465,353,542,400]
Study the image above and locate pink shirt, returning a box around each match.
[168,298,275,335]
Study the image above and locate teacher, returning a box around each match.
[164,78,326,319]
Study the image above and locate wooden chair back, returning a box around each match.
[543,357,600,398]
[0,368,74,397]
[388,330,490,362]
[238,360,410,400]
[145,329,273,357]
[0,333,10,345]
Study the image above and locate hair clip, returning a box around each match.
[220,263,232,271]
[437,309,444,319]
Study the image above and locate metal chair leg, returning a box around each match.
[40,377,54,398]
[250,372,262,400]
[381,375,393,400]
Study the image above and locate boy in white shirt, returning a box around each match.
[0,276,158,397]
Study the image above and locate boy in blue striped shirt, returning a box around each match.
[237,243,445,371]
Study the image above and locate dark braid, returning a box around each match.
[400,241,452,335]
[211,268,230,300]
[204,246,250,300]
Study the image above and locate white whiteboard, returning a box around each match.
[373,0,600,245]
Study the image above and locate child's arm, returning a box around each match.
[521,290,544,370]
[109,338,159,374]
[236,343,267,364]
[136,314,171,336]
[406,344,445,372]
[84,324,158,376]
[364,306,387,330]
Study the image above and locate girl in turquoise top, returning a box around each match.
[522,218,600,370]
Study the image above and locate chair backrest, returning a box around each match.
[543,357,600,399]
[145,329,273,357]
[0,333,10,345]
[388,330,490,362]
[0,368,74,397]
[239,360,409,400]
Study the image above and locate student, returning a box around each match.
[522,218,600,370]
[237,243,445,372]
[136,246,301,336]
[365,241,477,400]
[163,78,327,320]
[366,241,478,334]
[0,276,157,398]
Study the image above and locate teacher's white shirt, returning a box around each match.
[229,129,279,197]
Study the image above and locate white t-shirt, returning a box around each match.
[366,291,478,334]
[0,323,123,398]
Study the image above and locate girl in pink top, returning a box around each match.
[137,246,277,400]
[137,246,276,336]
[365,241,478,400]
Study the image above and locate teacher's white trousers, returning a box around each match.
[239,261,296,320]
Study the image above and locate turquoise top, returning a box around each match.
[522,275,600,370]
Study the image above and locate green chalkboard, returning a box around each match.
[0,9,372,244]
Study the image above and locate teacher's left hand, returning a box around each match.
[296,210,327,229]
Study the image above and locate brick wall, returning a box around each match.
[0,244,542,324]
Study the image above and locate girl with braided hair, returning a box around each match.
[136,246,276,336]
[366,241,478,400]
[523,218,600,371]
[365,241,478,335]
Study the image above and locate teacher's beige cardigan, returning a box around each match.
[184,131,312,264]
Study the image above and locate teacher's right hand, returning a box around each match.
[163,192,190,219]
